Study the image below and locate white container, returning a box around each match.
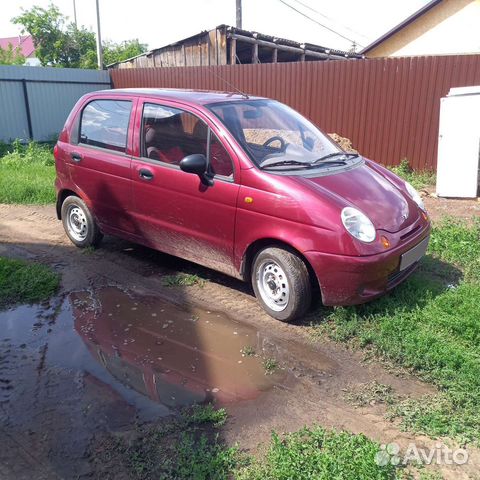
[436,86,480,198]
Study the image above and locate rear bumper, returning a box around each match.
[305,225,430,306]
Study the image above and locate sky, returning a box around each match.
[1,0,430,53]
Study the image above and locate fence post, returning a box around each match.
[21,79,33,140]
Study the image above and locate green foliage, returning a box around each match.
[236,427,398,480]
[12,3,147,68]
[0,141,55,204]
[0,43,25,65]
[262,357,278,374]
[162,273,204,287]
[344,381,397,407]
[0,256,60,308]
[182,404,227,427]
[103,39,148,66]
[102,404,238,480]
[428,217,480,282]
[311,220,480,443]
[241,345,256,357]
[390,159,436,190]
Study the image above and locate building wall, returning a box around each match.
[367,0,480,57]
[114,29,227,68]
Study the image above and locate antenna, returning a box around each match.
[207,65,249,99]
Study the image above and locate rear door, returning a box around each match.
[131,100,240,276]
[65,97,137,233]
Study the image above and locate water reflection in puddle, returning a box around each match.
[0,287,285,421]
[73,287,284,408]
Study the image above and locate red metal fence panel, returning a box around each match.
[110,55,480,171]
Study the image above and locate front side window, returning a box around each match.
[142,103,234,179]
[142,103,207,165]
[79,99,132,153]
[208,100,353,172]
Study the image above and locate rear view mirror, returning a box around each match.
[179,154,214,186]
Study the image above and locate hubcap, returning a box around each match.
[66,205,88,242]
[256,260,290,312]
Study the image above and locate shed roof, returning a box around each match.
[108,24,363,67]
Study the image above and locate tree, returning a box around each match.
[12,3,147,69]
[103,40,148,66]
[13,4,67,67]
[0,44,25,65]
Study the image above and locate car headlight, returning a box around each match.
[405,181,425,211]
[341,207,376,243]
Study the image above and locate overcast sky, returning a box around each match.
[1,0,429,52]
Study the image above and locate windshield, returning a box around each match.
[207,99,344,169]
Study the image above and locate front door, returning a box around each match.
[131,101,240,276]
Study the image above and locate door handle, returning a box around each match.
[71,152,83,163]
[139,168,154,181]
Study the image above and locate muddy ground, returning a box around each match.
[0,203,479,479]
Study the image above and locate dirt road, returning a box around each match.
[0,204,477,479]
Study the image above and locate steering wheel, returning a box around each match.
[263,136,286,150]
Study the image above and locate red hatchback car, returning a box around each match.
[55,88,430,322]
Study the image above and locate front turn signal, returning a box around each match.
[380,235,390,249]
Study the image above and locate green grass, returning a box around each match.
[0,140,56,204]
[311,219,480,444]
[241,345,256,357]
[236,426,399,480]
[0,256,60,308]
[389,159,436,190]
[96,405,407,480]
[183,404,227,427]
[162,273,204,287]
[95,404,238,480]
[262,357,278,375]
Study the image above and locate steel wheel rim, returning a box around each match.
[256,260,290,312]
[66,205,88,242]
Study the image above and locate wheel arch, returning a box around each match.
[56,188,92,220]
[240,238,320,292]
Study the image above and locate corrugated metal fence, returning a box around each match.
[0,65,111,142]
[110,55,480,171]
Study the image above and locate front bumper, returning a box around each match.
[305,224,431,306]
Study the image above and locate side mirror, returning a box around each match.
[179,154,213,186]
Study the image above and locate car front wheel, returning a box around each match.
[251,247,312,322]
[61,195,103,248]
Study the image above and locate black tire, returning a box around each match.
[61,195,103,248]
[251,247,312,322]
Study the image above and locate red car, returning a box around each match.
[55,89,430,322]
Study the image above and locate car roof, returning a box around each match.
[94,88,267,106]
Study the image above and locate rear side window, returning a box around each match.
[79,99,132,153]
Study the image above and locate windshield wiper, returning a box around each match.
[313,152,359,164]
[260,160,313,170]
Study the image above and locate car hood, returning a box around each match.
[294,161,418,233]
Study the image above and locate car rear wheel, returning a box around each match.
[61,196,103,248]
[251,247,312,322]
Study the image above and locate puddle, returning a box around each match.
[0,287,285,425]
[72,287,285,408]
[0,287,288,477]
